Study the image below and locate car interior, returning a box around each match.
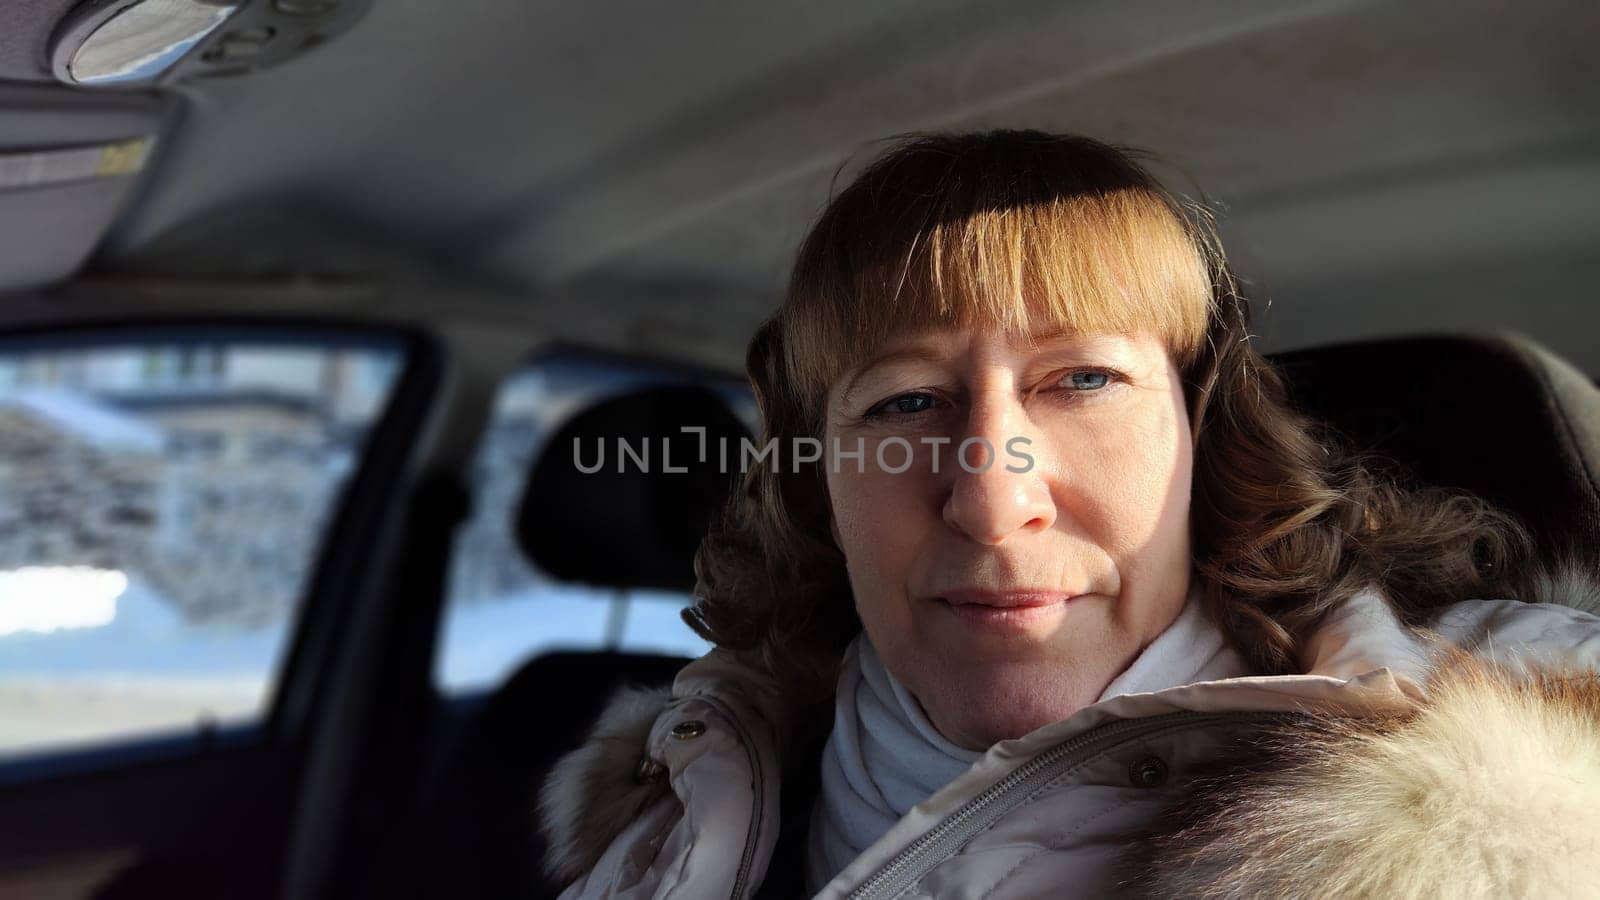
[0,1,1597,898]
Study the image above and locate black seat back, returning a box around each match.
[425,652,688,899]
[1272,332,1600,555]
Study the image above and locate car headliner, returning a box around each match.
[8,0,1600,372]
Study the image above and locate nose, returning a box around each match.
[941,390,1056,545]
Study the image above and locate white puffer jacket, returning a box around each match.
[539,575,1600,899]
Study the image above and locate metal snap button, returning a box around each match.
[1129,755,1168,789]
[670,720,707,740]
[634,757,667,784]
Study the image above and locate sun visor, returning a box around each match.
[0,83,167,295]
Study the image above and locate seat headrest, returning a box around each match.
[517,384,749,591]
[1270,333,1600,552]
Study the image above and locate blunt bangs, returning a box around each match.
[778,132,1216,430]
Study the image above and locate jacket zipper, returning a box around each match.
[844,709,1302,900]
[692,693,768,900]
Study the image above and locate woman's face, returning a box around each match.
[823,327,1194,750]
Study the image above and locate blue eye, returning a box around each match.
[868,392,938,418]
[1065,371,1111,391]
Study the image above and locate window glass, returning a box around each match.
[0,334,402,762]
[437,354,751,695]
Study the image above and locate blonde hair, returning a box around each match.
[688,130,1534,698]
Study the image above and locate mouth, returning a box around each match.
[933,589,1082,630]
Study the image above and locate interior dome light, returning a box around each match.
[53,0,240,86]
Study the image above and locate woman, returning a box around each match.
[538,131,1600,898]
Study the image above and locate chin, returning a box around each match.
[932,672,1087,748]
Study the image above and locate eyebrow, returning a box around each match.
[838,344,947,406]
[1023,328,1113,349]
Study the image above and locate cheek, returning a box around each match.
[826,463,922,568]
[1121,411,1190,520]
[824,449,936,619]
[1121,397,1194,563]
[1048,399,1192,549]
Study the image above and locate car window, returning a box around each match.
[0,332,403,764]
[436,353,752,695]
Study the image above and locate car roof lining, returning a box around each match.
[0,0,1596,372]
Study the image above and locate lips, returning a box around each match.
[933,589,1081,631]
[937,589,1080,609]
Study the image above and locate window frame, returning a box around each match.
[0,316,442,782]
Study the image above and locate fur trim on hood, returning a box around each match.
[1127,647,1600,899]
[537,684,674,883]
[1516,556,1600,616]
